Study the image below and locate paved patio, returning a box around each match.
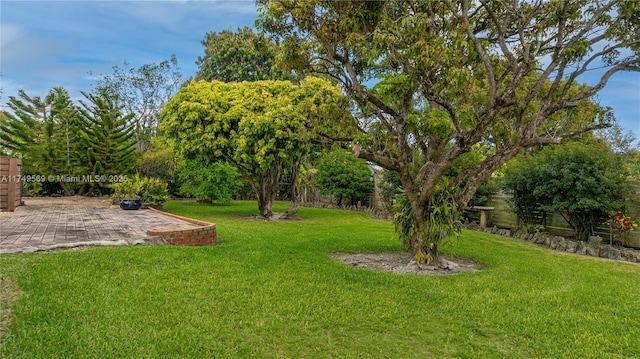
[0,197,200,253]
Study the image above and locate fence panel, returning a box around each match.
[0,157,22,212]
[480,191,640,246]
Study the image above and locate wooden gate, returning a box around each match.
[0,157,22,212]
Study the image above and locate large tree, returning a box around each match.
[161,77,351,220]
[196,27,293,82]
[91,55,182,151]
[77,90,138,193]
[0,87,84,195]
[258,0,640,265]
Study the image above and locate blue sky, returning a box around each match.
[1,0,638,138]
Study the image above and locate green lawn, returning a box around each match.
[1,200,639,358]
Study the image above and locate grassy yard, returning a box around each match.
[1,200,639,358]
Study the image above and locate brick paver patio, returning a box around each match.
[0,197,200,253]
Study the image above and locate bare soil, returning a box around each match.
[329,252,485,275]
[236,214,304,222]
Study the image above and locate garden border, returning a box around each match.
[464,221,640,263]
[147,208,217,246]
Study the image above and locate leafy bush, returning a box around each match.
[176,160,241,205]
[112,174,169,205]
[524,224,545,234]
[22,180,44,196]
[315,150,373,206]
[503,141,630,240]
[135,138,178,192]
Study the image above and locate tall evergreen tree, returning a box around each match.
[0,87,83,195]
[0,89,49,159]
[77,90,137,192]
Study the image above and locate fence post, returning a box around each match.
[7,158,18,212]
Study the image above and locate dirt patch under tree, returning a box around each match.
[329,252,484,275]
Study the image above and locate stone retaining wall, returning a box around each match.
[147,208,217,246]
[464,222,640,263]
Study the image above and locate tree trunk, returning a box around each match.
[76,183,89,196]
[256,189,300,220]
[256,179,276,220]
[281,200,300,219]
[253,167,279,220]
[258,196,274,219]
[281,168,301,219]
[254,163,302,221]
[410,213,448,267]
[59,182,73,196]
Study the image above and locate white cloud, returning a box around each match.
[0,23,74,73]
[1,0,259,101]
[0,23,24,49]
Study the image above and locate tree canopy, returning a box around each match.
[196,27,293,82]
[1,87,138,196]
[315,150,373,206]
[77,89,138,185]
[161,77,351,219]
[257,0,640,264]
[91,55,182,151]
[503,141,631,241]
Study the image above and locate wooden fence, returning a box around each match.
[466,188,640,246]
[0,157,22,212]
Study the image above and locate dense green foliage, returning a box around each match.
[135,137,179,192]
[161,77,351,219]
[2,201,640,357]
[111,173,169,205]
[196,27,293,82]
[503,142,630,240]
[0,88,82,195]
[1,88,138,196]
[77,90,138,182]
[176,160,241,204]
[314,150,373,206]
[257,0,640,262]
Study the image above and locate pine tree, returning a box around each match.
[77,90,137,193]
[0,89,48,159]
[0,87,84,195]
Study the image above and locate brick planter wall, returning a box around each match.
[146,208,217,246]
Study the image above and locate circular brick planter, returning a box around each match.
[146,208,217,246]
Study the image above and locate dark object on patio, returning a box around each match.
[120,199,142,210]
